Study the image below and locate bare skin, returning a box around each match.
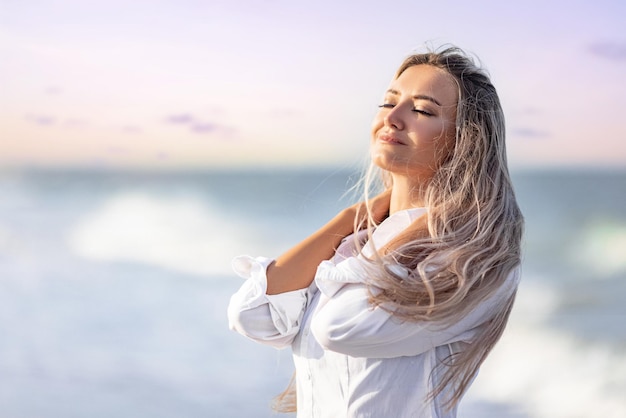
[266,190,391,295]
[371,65,458,211]
[266,65,458,295]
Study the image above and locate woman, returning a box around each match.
[227,46,523,417]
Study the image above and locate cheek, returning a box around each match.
[433,125,457,164]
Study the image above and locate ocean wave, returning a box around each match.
[66,192,279,276]
[466,278,626,418]
[512,279,560,321]
[570,219,626,278]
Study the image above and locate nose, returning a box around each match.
[383,104,405,130]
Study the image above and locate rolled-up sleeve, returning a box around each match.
[227,255,309,349]
[311,257,519,358]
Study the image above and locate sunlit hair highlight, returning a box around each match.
[359,45,524,409]
[273,45,523,413]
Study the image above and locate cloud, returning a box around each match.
[190,123,237,139]
[163,113,237,138]
[510,127,550,139]
[515,107,543,116]
[44,86,62,96]
[588,41,626,61]
[25,114,56,126]
[165,113,195,124]
[25,114,94,129]
[190,123,218,133]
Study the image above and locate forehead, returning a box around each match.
[389,64,458,106]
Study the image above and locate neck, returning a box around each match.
[389,174,429,214]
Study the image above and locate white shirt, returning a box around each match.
[227,208,520,418]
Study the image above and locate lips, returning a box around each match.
[378,133,406,145]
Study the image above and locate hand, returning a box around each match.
[265,190,390,295]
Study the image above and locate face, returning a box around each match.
[370,64,458,182]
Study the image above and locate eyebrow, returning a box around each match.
[386,89,442,107]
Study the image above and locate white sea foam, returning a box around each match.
[511,278,560,321]
[570,219,626,277]
[0,225,13,255]
[466,276,626,418]
[67,192,277,276]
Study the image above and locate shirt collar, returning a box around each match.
[367,207,427,253]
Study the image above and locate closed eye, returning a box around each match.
[412,109,434,116]
[378,103,433,117]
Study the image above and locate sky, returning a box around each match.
[1,0,625,170]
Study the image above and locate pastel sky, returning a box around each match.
[1,0,625,170]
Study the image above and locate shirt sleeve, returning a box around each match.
[227,255,309,349]
[310,256,520,358]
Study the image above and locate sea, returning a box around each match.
[0,168,624,418]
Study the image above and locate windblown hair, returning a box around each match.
[358,45,524,408]
[274,45,523,413]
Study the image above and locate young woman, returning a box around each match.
[227,46,523,417]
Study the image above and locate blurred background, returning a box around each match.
[1,1,625,417]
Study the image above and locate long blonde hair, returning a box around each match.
[275,45,523,412]
[360,45,523,408]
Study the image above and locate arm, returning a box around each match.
[310,266,520,358]
[265,190,390,295]
[227,190,390,346]
[227,256,310,348]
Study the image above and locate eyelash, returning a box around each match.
[377,103,433,116]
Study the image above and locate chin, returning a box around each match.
[373,159,434,181]
[371,153,404,172]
